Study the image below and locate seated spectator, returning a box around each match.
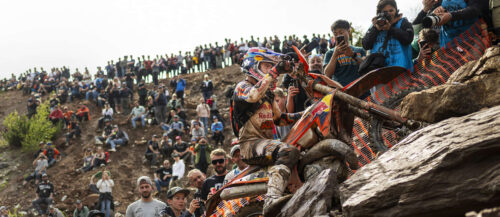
[166,109,177,124]
[129,101,146,129]
[194,137,213,175]
[47,205,64,217]
[362,0,414,71]
[49,105,64,125]
[96,89,108,107]
[62,106,74,127]
[190,121,205,141]
[32,174,54,216]
[201,149,228,200]
[223,145,248,185]
[167,94,180,112]
[160,133,174,160]
[77,148,95,173]
[92,147,107,168]
[324,20,366,87]
[168,116,184,140]
[43,142,61,167]
[49,95,60,111]
[73,200,89,217]
[98,103,114,130]
[210,116,224,146]
[171,153,186,188]
[173,136,192,165]
[196,98,211,134]
[154,160,173,194]
[34,141,46,159]
[161,187,198,217]
[176,105,187,125]
[106,125,129,152]
[23,153,48,186]
[65,117,81,146]
[75,103,91,122]
[145,135,161,168]
[96,171,114,217]
[96,120,113,145]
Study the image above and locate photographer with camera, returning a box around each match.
[362,0,414,71]
[414,29,440,63]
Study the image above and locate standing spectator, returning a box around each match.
[195,98,210,134]
[200,75,213,102]
[65,117,81,146]
[187,169,206,217]
[76,103,91,122]
[324,20,366,87]
[175,77,186,106]
[155,86,168,124]
[126,176,166,217]
[32,174,54,215]
[145,135,161,168]
[27,96,40,118]
[201,149,228,200]
[137,82,148,107]
[362,0,414,71]
[223,145,248,185]
[23,153,48,185]
[161,187,198,217]
[207,96,221,123]
[210,116,224,146]
[47,205,64,217]
[96,171,114,217]
[154,160,173,194]
[120,84,133,115]
[129,101,146,129]
[171,153,186,188]
[73,200,90,217]
[43,143,61,167]
[173,136,192,165]
[194,137,212,175]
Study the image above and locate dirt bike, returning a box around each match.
[206,46,423,217]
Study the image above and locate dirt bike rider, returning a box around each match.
[230,47,303,215]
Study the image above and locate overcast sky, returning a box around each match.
[0,0,420,79]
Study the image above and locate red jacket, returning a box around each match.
[49,109,64,119]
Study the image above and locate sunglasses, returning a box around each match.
[211,159,225,165]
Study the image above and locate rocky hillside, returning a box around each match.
[0,65,245,215]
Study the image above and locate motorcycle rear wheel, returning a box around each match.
[369,87,428,153]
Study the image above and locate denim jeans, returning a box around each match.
[200,117,209,135]
[155,178,170,192]
[131,115,145,128]
[101,199,111,217]
[85,91,98,101]
[107,138,125,149]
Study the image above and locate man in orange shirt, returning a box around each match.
[76,103,90,122]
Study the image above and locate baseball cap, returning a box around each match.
[74,200,82,204]
[213,116,217,119]
[162,133,169,137]
[42,173,48,177]
[136,176,153,187]
[0,206,7,211]
[175,136,181,140]
[172,153,180,158]
[166,187,190,199]
[230,145,241,157]
[153,134,160,138]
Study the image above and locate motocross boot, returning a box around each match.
[263,164,291,216]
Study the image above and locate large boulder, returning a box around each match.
[340,105,500,217]
[400,47,500,123]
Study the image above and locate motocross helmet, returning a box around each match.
[241,47,283,80]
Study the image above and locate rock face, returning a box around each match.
[340,105,500,217]
[279,169,338,217]
[466,206,500,217]
[401,46,500,123]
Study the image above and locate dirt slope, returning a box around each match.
[0,65,245,215]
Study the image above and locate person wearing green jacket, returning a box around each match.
[194,137,213,174]
[73,200,89,217]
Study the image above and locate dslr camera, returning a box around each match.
[376,11,392,26]
[422,14,442,28]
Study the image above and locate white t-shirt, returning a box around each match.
[172,160,185,179]
[96,179,114,193]
[126,199,166,217]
